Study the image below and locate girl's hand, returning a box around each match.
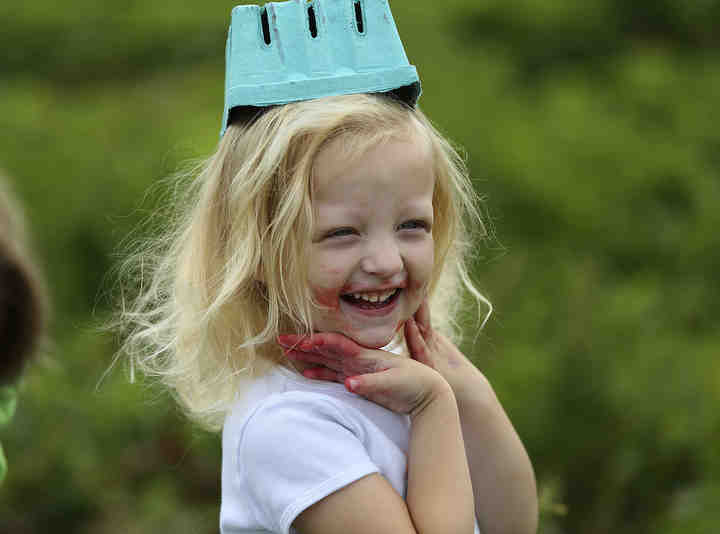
[280,298,486,403]
[277,332,452,418]
[404,299,486,401]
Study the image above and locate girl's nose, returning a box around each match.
[360,238,404,277]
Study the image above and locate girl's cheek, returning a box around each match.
[409,278,429,296]
[312,286,341,309]
[407,241,434,282]
[309,259,346,309]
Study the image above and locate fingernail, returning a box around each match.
[346,378,359,391]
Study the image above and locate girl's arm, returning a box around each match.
[281,336,475,534]
[452,367,538,534]
[407,380,475,534]
[282,300,539,534]
[406,303,538,534]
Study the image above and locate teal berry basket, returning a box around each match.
[220,0,421,136]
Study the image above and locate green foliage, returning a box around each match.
[1,0,718,532]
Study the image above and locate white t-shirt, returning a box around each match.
[220,364,481,534]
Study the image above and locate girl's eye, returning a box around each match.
[398,219,430,231]
[325,227,357,239]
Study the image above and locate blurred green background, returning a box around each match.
[1,0,719,532]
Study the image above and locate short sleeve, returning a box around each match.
[238,393,380,534]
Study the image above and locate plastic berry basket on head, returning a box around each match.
[220,0,422,137]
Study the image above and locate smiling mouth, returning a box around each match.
[340,288,401,310]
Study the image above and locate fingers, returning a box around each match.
[313,332,364,357]
[277,332,363,358]
[277,335,343,369]
[284,349,342,372]
[286,347,389,377]
[344,362,438,415]
[414,298,432,339]
[345,368,392,395]
[303,367,340,382]
[404,318,432,368]
[278,332,397,381]
[278,333,363,373]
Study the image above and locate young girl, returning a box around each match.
[119,2,537,533]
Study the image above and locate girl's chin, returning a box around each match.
[344,329,397,350]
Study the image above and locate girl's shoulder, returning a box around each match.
[223,365,359,436]
[222,364,411,460]
[219,371,403,534]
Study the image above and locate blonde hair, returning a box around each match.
[117,93,490,430]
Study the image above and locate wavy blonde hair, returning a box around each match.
[117,93,490,430]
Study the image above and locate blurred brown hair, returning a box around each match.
[0,172,48,384]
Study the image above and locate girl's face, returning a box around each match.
[307,134,435,348]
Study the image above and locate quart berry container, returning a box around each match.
[221,0,421,136]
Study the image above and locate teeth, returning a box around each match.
[349,289,398,303]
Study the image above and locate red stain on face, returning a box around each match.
[306,136,435,348]
[310,284,357,333]
[313,286,341,310]
[311,264,347,310]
